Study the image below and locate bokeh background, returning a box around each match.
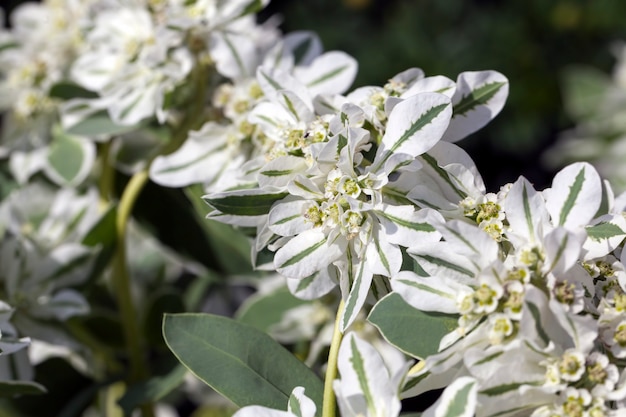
[4,0,626,190]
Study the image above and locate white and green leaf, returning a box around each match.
[442,71,508,143]
[544,162,601,230]
[372,93,452,173]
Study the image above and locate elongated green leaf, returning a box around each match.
[368,293,458,359]
[163,313,324,410]
[118,365,187,414]
[203,190,288,216]
[0,380,47,397]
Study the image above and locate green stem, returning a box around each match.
[322,299,345,417]
[97,140,115,211]
[111,168,155,417]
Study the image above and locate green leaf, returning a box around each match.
[66,110,140,137]
[203,190,288,216]
[0,380,47,397]
[49,81,98,100]
[586,221,626,242]
[236,286,310,333]
[162,313,324,410]
[82,204,117,247]
[46,126,93,186]
[118,365,187,414]
[368,293,458,359]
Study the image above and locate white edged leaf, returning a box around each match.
[402,75,457,98]
[442,70,509,142]
[274,229,347,278]
[504,176,550,244]
[340,249,374,332]
[366,231,402,277]
[437,220,499,264]
[295,51,358,96]
[371,93,452,172]
[392,270,464,314]
[374,206,442,247]
[407,242,478,286]
[259,156,309,189]
[268,200,311,237]
[544,162,602,229]
[287,386,316,417]
[543,227,586,275]
[203,189,288,217]
[286,266,338,300]
[422,376,477,417]
[584,214,626,259]
[334,333,402,417]
[149,122,233,187]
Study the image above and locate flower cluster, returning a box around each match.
[2,0,626,417]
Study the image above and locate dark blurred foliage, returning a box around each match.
[260,0,626,190]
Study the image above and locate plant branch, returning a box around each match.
[322,299,345,417]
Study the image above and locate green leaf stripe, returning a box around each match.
[261,169,294,177]
[375,103,449,170]
[279,237,327,268]
[586,222,626,242]
[272,214,301,225]
[412,254,474,277]
[289,393,302,417]
[157,144,227,174]
[223,34,247,76]
[398,278,456,300]
[471,351,504,367]
[453,81,506,117]
[349,337,377,415]
[441,381,476,417]
[522,183,535,241]
[307,65,349,87]
[526,302,549,346]
[558,167,585,226]
[296,273,316,293]
[282,93,300,122]
[547,232,569,272]
[342,258,369,330]
[421,154,467,199]
[204,192,288,216]
[375,210,436,233]
[261,71,283,90]
[479,381,542,396]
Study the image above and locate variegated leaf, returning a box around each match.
[423,377,477,417]
[334,333,402,417]
[203,189,288,217]
[392,270,465,314]
[340,246,374,332]
[442,71,508,143]
[259,156,309,189]
[274,229,347,278]
[544,162,601,230]
[371,93,452,173]
[374,206,442,248]
[583,214,626,259]
[295,51,358,96]
[503,176,549,244]
[268,200,311,237]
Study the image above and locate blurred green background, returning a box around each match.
[4,0,626,189]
